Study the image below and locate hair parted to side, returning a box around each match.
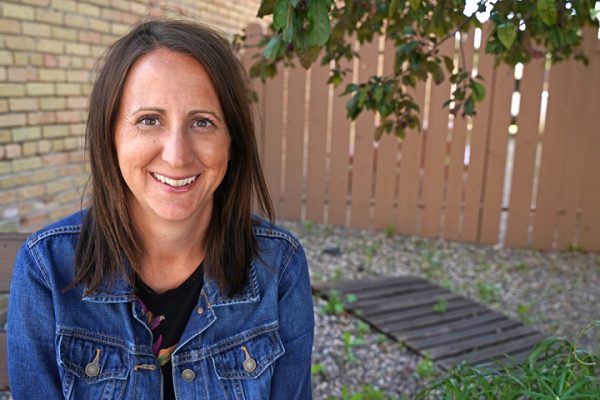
[73,19,274,296]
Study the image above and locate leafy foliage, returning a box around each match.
[416,322,600,399]
[248,0,598,139]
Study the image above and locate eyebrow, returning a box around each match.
[129,107,224,124]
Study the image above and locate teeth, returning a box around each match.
[153,173,197,187]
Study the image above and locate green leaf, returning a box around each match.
[290,0,300,7]
[497,22,517,50]
[443,55,455,73]
[471,80,486,102]
[257,0,276,17]
[537,0,558,26]
[264,34,282,61]
[273,0,289,31]
[305,0,331,47]
[283,9,296,42]
[410,0,420,12]
[297,45,321,69]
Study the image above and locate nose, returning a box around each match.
[161,126,194,167]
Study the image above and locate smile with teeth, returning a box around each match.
[152,173,198,188]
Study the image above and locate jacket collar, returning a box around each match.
[82,261,261,306]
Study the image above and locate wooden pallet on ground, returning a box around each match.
[313,275,545,371]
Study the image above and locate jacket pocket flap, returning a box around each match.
[212,330,284,380]
[58,334,129,382]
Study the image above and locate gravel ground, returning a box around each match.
[277,220,600,399]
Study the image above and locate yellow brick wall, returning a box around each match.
[0,0,263,232]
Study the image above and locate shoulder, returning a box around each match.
[24,209,86,249]
[251,215,301,251]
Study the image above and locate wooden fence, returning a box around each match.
[242,24,600,251]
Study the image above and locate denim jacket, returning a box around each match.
[7,211,314,399]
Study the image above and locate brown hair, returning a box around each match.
[74,20,273,296]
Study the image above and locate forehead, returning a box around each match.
[120,48,221,110]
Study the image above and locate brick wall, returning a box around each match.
[0,0,262,232]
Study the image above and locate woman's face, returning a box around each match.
[114,48,230,227]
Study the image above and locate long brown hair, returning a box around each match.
[74,20,273,296]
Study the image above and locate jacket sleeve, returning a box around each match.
[270,243,314,399]
[7,241,63,399]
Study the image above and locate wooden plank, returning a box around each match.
[398,311,501,341]
[351,285,448,306]
[352,288,454,310]
[439,332,545,369]
[373,39,399,229]
[444,30,474,240]
[478,63,513,244]
[349,38,379,228]
[333,275,422,292]
[420,38,454,238]
[427,325,538,360]
[555,29,599,250]
[327,52,353,226]
[368,298,475,323]
[0,331,6,390]
[579,36,600,251]
[462,27,495,241]
[505,58,545,247]
[281,63,307,220]
[305,61,331,223]
[262,69,285,216]
[1,234,26,293]
[411,318,519,349]
[396,83,426,235]
[384,303,490,332]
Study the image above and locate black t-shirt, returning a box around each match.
[135,263,204,400]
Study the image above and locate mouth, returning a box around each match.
[152,172,199,188]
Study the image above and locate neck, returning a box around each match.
[131,208,211,293]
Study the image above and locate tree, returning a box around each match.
[245,0,599,139]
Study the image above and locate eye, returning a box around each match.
[192,118,215,129]
[138,115,160,126]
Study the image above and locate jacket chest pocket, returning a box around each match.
[210,329,284,400]
[58,333,130,400]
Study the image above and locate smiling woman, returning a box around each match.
[7,20,314,400]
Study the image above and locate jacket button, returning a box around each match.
[196,307,204,315]
[85,362,100,377]
[182,368,195,381]
[243,358,257,372]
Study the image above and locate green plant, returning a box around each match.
[385,224,395,238]
[364,243,379,269]
[311,362,327,376]
[332,266,344,281]
[320,289,357,315]
[567,243,586,253]
[477,281,500,303]
[416,323,600,399]
[516,302,532,324]
[303,219,315,233]
[433,298,448,314]
[343,331,366,363]
[334,385,389,400]
[416,352,435,379]
[355,320,371,337]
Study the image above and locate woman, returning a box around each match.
[7,20,314,399]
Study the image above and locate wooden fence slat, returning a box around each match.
[555,28,600,250]
[373,40,399,230]
[445,31,474,240]
[327,52,354,226]
[462,27,495,242]
[531,56,574,248]
[504,59,545,247]
[395,84,425,235]
[240,24,266,165]
[349,39,379,228]
[420,38,454,238]
[281,64,307,220]
[578,36,600,250]
[1,332,7,390]
[305,62,330,223]
[262,71,285,216]
[479,63,514,244]
[0,234,26,293]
